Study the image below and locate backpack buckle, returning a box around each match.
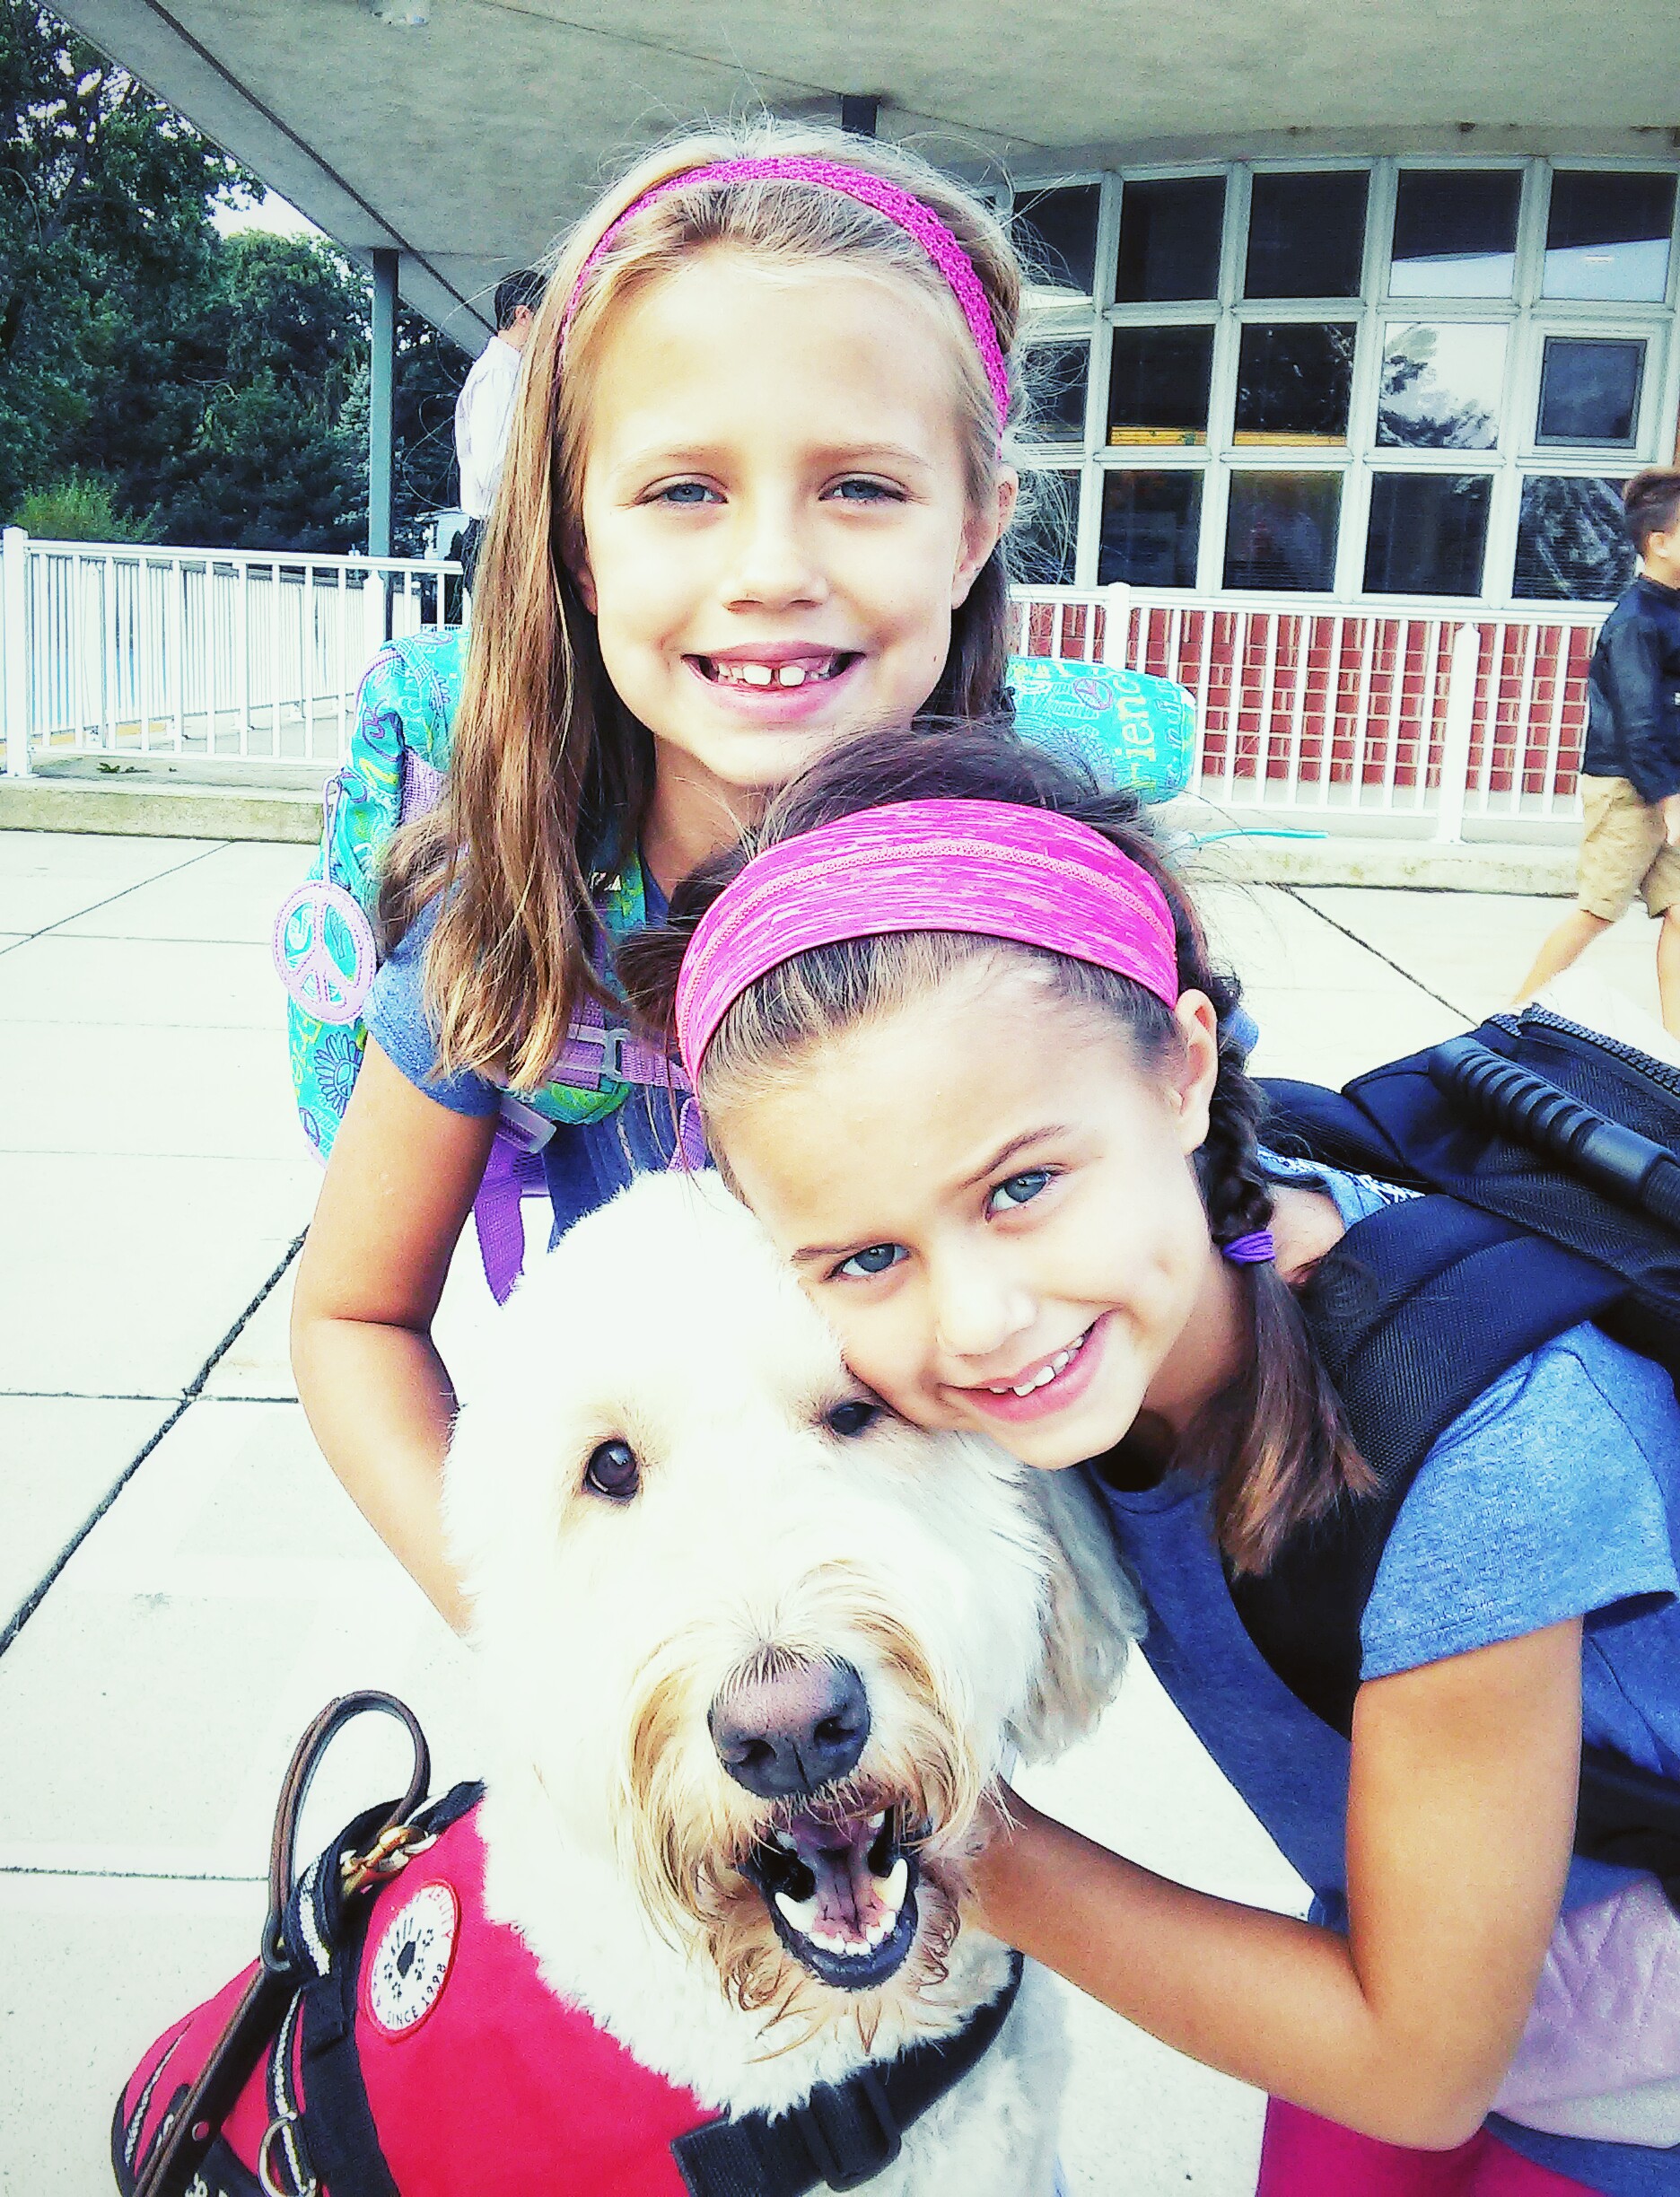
[787,2065,902,2191]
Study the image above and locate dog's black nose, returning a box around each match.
[709,1658,870,1799]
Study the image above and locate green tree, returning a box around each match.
[2,1,471,551]
[0,0,249,516]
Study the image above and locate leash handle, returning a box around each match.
[134,1692,429,2197]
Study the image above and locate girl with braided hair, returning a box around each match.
[620,722,1680,2197]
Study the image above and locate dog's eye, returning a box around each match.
[824,1400,881,1439]
[583,1440,641,1501]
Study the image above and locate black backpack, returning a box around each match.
[1247,1005,1680,1900]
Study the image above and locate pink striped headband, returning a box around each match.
[563,157,1011,451]
[674,800,1181,1085]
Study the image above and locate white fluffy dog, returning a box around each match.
[443,1171,1142,2194]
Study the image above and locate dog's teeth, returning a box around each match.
[865,1919,888,1948]
[771,1831,798,1853]
[878,1857,909,1915]
[775,1889,819,1935]
[867,1812,886,1833]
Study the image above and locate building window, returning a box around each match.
[1389,169,1521,297]
[1512,477,1635,600]
[1234,323,1357,443]
[1098,471,1203,587]
[1378,323,1505,448]
[1014,183,1101,295]
[1012,470,1081,585]
[1011,156,1678,603]
[1108,326,1216,445]
[1223,473,1341,591]
[1245,171,1368,297]
[1025,339,1090,443]
[1364,473,1493,595]
[1116,177,1226,302]
[1544,171,1676,302]
[1536,337,1644,447]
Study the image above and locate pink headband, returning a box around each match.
[562,157,1011,451]
[674,800,1181,1083]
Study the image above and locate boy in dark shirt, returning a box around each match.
[1517,469,1680,1035]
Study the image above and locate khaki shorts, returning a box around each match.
[1577,775,1680,921]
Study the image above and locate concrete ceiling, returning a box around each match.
[57,0,1680,346]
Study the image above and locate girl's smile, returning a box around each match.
[717,957,1244,1473]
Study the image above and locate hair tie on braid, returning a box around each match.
[1222,1230,1276,1265]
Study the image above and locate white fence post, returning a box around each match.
[1099,582,1133,668]
[1433,620,1481,844]
[3,527,30,777]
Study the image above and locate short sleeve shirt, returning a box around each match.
[1090,1160,1680,2197]
[363,879,690,1243]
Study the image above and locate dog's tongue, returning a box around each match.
[784,1809,894,1940]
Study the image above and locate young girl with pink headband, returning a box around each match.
[621,723,1680,2197]
[289,124,1032,1626]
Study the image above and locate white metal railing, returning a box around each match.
[1,529,460,776]
[1,538,1608,841]
[1009,583,1608,841]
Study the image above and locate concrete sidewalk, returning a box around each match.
[0,830,1667,2194]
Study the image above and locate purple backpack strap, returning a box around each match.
[472,1131,547,1304]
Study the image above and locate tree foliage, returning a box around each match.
[1,1,469,551]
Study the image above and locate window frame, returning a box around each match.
[1004,152,1680,607]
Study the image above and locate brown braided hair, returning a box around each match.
[617,722,1369,1577]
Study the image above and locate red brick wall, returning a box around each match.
[1014,599,1602,803]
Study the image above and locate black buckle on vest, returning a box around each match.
[788,2065,902,2192]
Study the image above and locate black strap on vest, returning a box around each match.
[671,1952,1026,2196]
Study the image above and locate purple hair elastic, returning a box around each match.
[562,156,1011,451]
[1221,1230,1276,1265]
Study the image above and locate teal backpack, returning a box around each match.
[273,628,1194,1291]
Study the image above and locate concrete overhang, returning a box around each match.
[54,0,1680,346]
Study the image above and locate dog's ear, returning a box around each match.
[1007,1469,1144,1764]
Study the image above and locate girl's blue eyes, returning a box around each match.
[648,477,899,507]
[838,1243,906,1279]
[987,1169,1053,1213]
[835,1171,1054,1279]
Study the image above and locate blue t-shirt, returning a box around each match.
[1092,1162,1680,2196]
[363,874,690,1242]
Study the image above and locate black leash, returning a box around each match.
[672,1952,1026,2196]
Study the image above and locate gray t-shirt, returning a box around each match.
[1092,1160,1680,2194]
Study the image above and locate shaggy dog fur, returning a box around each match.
[443,1172,1142,2195]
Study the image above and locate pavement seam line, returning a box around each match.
[0,1229,307,1661]
[0,837,229,957]
[1280,887,1467,1020]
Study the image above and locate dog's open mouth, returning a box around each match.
[745,1802,922,1991]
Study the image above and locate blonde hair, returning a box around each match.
[381,117,1028,1091]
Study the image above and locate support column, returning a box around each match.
[369,248,398,559]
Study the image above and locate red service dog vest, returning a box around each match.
[114,1790,716,2196]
